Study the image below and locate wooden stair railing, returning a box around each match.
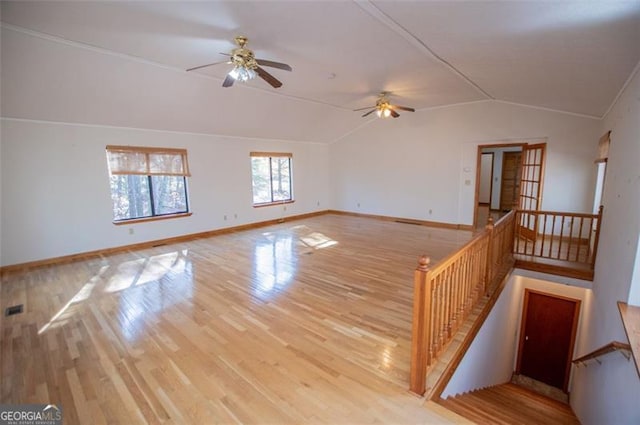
[513,206,603,280]
[572,341,632,366]
[410,210,515,395]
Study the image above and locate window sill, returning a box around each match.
[253,200,295,209]
[113,212,192,225]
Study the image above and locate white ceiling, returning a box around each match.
[1,1,639,138]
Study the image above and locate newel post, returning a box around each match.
[484,217,495,294]
[410,255,432,396]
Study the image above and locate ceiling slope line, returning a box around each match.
[354,0,494,101]
[328,115,379,145]
[0,22,352,112]
[601,58,640,120]
[0,117,329,145]
[493,100,602,121]
[414,99,491,113]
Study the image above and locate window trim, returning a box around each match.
[112,212,192,225]
[250,152,294,207]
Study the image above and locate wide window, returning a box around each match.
[106,145,191,222]
[250,152,293,206]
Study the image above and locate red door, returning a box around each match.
[516,290,580,391]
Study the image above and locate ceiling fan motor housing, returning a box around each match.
[231,47,258,70]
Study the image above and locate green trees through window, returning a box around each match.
[109,175,188,221]
[251,153,292,206]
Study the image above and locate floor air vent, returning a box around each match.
[5,304,24,316]
[395,219,423,226]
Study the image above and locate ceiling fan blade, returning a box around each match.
[222,74,235,88]
[390,109,400,118]
[391,105,415,112]
[186,60,229,72]
[255,66,283,88]
[353,105,376,111]
[362,109,377,117]
[256,59,292,71]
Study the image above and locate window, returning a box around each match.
[250,152,293,206]
[106,145,191,222]
[593,130,610,214]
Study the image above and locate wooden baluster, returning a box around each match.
[485,216,495,294]
[515,210,521,254]
[548,215,556,259]
[576,216,585,262]
[567,215,575,261]
[410,255,431,395]
[558,214,565,260]
[540,213,547,257]
[438,274,445,351]
[445,265,452,341]
[452,259,461,335]
[432,274,439,359]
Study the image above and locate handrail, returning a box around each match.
[410,211,516,395]
[517,209,601,219]
[572,341,631,365]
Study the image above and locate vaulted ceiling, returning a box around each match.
[2,1,639,142]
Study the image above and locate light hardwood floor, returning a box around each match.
[1,214,475,424]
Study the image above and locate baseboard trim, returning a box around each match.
[0,210,329,274]
[328,210,473,231]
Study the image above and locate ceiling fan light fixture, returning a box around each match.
[354,94,414,118]
[377,106,391,118]
[229,66,256,82]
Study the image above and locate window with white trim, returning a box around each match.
[106,145,191,222]
[250,152,293,206]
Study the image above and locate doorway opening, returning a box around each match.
[473,141,547,229]
[474,143,524,228]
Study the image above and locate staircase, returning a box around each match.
[437,383,580,424]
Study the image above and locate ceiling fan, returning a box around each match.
[354,92,415,118]
[186,36,292,89]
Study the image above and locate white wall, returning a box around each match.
[0,119,329,266]
[0,26,363,145]
[570,67,640,425]
[443,271,592,398]
[629,234,640,306]
[329,101,600,226]
[442,274,520,397]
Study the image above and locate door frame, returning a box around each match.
[473,142,526,228]
[515,289,581,392]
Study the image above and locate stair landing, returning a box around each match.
[436,383,580,425]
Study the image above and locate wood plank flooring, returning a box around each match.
[1,214,475,424]
[437,383,580,425]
